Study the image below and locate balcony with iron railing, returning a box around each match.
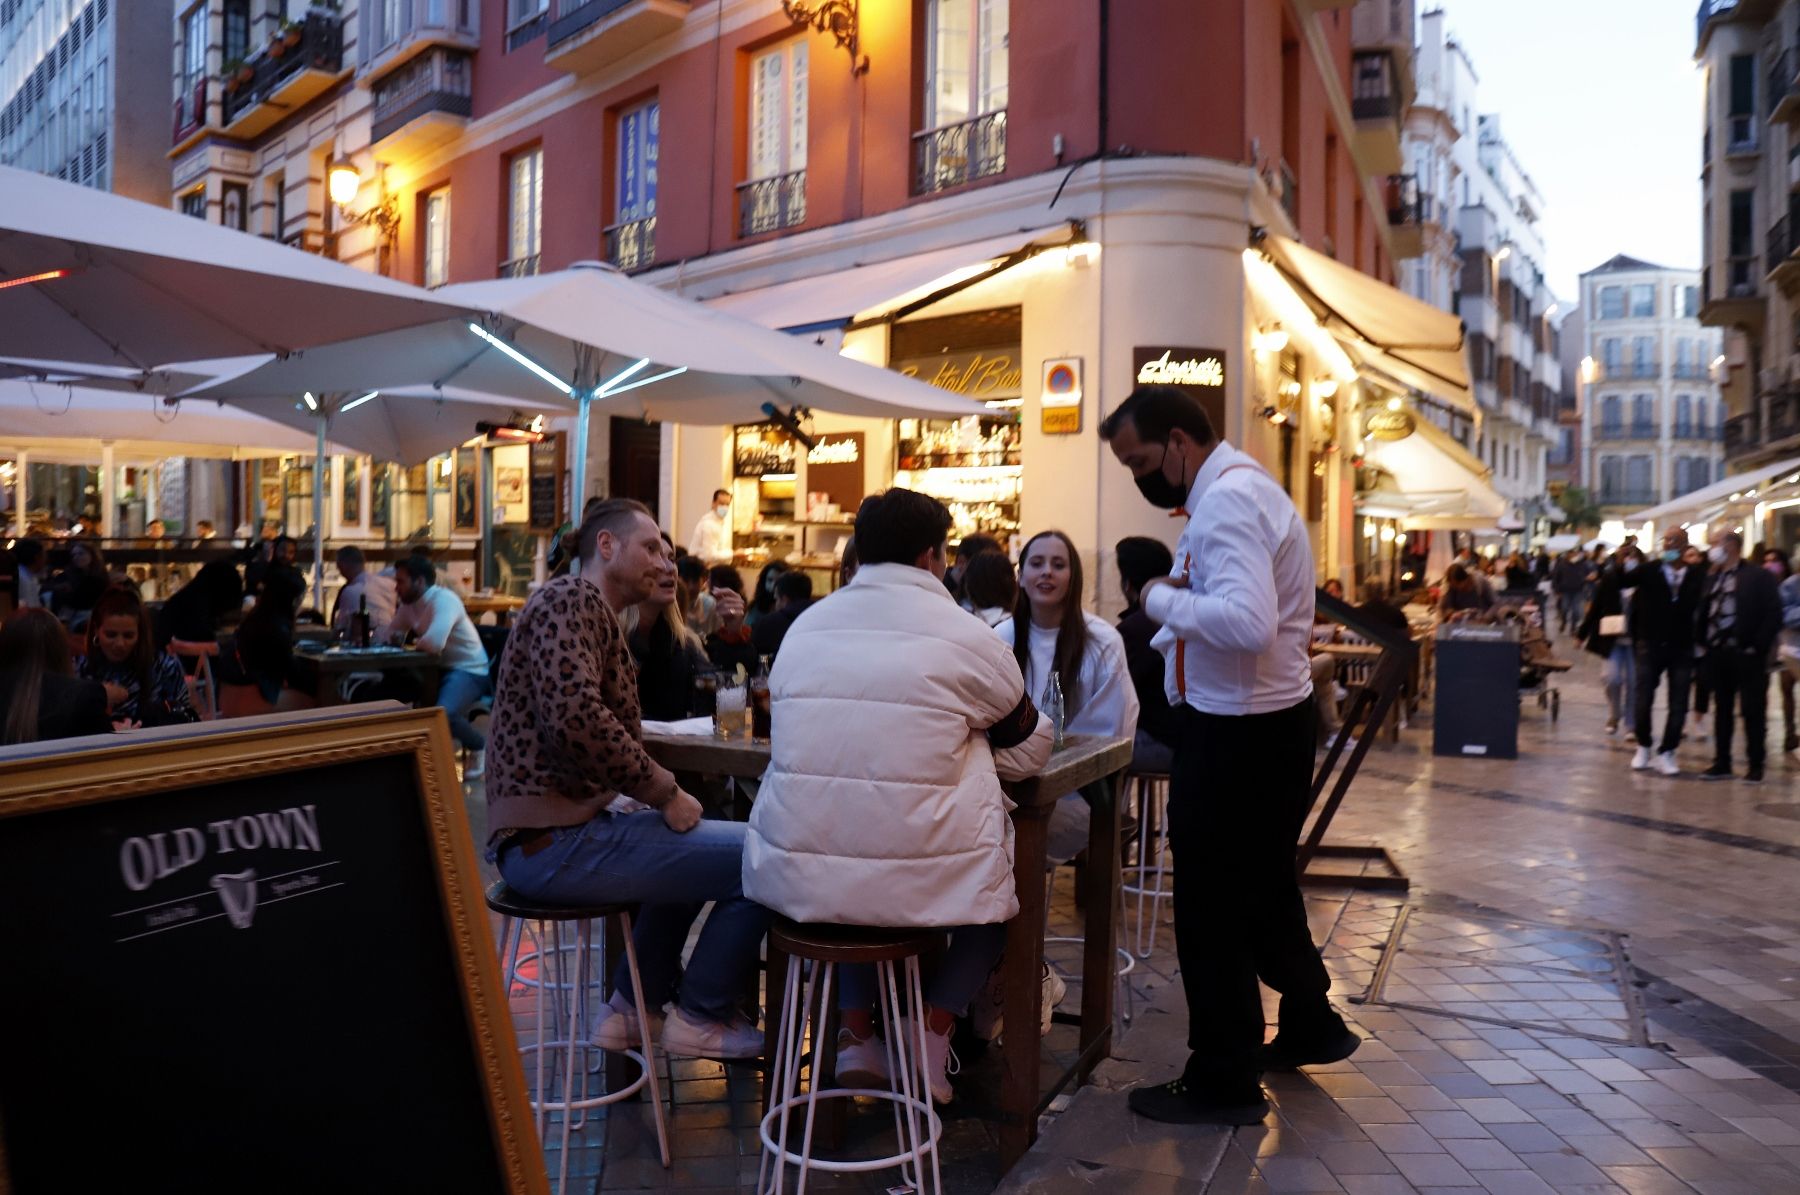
[1671,361,1711,380]
[370,46,472,155]
[1386,173,1425,258]
[1598,488,1660,508]
[499,253,541,278]
[221,11,346,139]
[604,214,655,272]
[737,171,806,237]
[913,110,1007,196]
[360,0,479,85]
[1351,49,1403,174]
[1772,48,1800,123]
[546,0,689,74]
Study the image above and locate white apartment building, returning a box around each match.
[0,0,171,203]
[1398,8,1563,540]
[1576,256,1725,514]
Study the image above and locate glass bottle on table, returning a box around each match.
[750,655,772,743]
[1042,672,1066,751]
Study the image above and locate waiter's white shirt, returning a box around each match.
[688,508,732,562]
[1145,439,1316,716]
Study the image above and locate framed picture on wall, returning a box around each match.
[258,478,283,522]
[341,457,362,525]
[371,464,389,531]
[494,466,525,506]
[453,448,477,531]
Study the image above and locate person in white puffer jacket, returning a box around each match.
[743,488,1055,1105]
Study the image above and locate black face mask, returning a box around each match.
[1135,441,1189,509]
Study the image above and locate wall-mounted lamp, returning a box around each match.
[1494,245,1513,262]
[329,156,401,272]
[1313,378,1339,399]
[1252,327,1290,354]
[780,0,868,73]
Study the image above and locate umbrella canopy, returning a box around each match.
[203,384,576,467]
[0,380,332,457]
[0,165,468,370]
[180,261,990,503]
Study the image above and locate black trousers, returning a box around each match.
[1705,650,1769,770]
[1167,698,1331,1091]
[1633,643,1692,754]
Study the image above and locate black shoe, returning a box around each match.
[1259,1023,1363,1071]
[1746,766,1764,784]
[1700,763,1733,781]
[1127,1078,1268,1126]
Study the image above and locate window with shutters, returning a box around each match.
[607,99,658,270]
[738,40,807,236]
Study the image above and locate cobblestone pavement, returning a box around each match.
[470,650,1800,1192]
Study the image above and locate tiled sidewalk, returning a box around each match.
[471,650,1800,1192]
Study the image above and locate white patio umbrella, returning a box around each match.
[0,165,469,370]
[181,261,990,505]
[0,379,331,455]
[160,368,577,602]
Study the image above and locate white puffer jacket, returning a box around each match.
[743,563,1055,927]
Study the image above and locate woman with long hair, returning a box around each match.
[77,587,199,728]
[0,607,111,745]
[996,531,1139,865]
[962,550,1018,627]
[155,559,246,653]
[1578,543,1645,736]
[745,560,789,627]
[45,538,108,622]
[620,542,714,721]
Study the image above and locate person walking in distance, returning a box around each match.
[1619,528,1709,776]
[1697,531,1783,783]
[1100,385,1355,1127]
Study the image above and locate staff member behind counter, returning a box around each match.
[688,489,734,565]
[1101,385,1356,1128]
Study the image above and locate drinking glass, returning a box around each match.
[750,677,772,743]
[714,680,748,740]
[692,671,719,718]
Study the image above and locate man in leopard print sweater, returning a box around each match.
[488,498,768,1059]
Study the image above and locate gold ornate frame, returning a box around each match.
[0,707,547,1195]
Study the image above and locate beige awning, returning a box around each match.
[1261,233,1474,414]
[702,225,1075,331]
[1359,417,1504,530]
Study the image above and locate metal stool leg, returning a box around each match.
[618,911,671,1168]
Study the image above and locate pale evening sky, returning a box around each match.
[1432,0,1703,302]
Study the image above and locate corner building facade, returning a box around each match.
[169,0,1461,608]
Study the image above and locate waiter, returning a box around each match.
[1100,385,1356,1127]
[688,488,734,563]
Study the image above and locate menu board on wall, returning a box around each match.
[805,432,865,514]
[528,432,566,532]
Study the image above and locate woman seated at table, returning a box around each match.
[962,551,1017,628]
[216,570,312,712]
[621,544,714,721]
[702,565,760,676]
[676,555,718,637]
[154,560,246,657]
[43,538,109,628]
[76,587,199,728]
[995,531,1139,868]
[0,607,113,745]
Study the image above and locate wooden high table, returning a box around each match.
[289,645,440,707]
[641,730,1134,1173]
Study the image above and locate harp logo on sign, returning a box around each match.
[111,805,339,942]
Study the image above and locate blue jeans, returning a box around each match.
[1603,642,1635,724]
[438,667,491,750]
[837,922,1008,1018]
[1556,591,1585,633]
[497,811,770,1023]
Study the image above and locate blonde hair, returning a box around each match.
[620,595,705,655]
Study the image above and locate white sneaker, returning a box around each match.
[1041,964,1067,1037]
[592,990,662,1051]
[834,1029,890,1088]
[899,1016,958,1105]
[660,1006,763,1059]
[1655,751,1681,777]
[1631,747,1652,771]
[463,749,486,779]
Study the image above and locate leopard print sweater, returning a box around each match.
[485,573,678,838]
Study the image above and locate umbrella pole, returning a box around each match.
[313,412,327,615]
[571,389,592,515]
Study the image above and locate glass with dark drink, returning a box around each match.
[750,677,771,742]
[692,670,719,717]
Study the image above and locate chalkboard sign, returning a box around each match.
[528,432,566,532]
[0,707,546,1194]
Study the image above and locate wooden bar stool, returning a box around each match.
[759,919,944,1195]
[485,882,669,1194]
